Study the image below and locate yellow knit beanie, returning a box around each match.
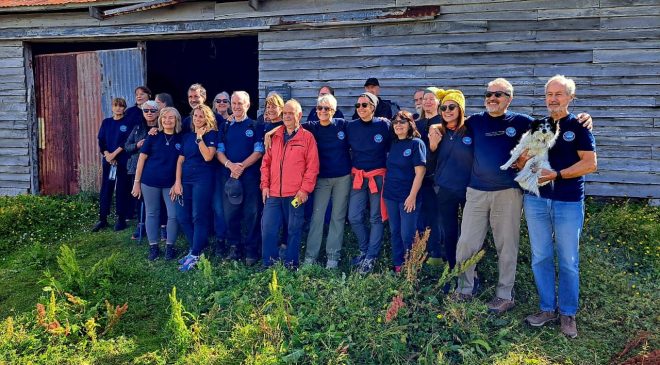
[441,90,465,115]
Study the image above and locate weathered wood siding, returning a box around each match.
[258,0,660,198]
[0,0,657,197]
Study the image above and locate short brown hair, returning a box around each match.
[112,97,127,108]
[391,110,421,140]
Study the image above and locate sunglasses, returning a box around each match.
[316,106,332,112]
[355,102,372,109]
[215,99,229,104]
[440,104,458,112]
[143,109,158,114]
[484,91,510,98]
[393,119,410,125]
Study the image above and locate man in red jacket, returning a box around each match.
[261,99,320,268]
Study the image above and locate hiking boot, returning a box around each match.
[148,245,159,261]
[487,297,516,314]
[357,258,375,274]
[351,253,366,266]
[165,245,176,261]
[131,223,145,240]
[448,292,473,302]
[325,259,339,269]
[91,220,108,232]
[526,311,558,327]
[160,226,167,241]
[560,315,578,338]
[179,255,199,272]
[226,245,240,261]
[114,219,127,231]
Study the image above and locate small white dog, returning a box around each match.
[500,118,560,196]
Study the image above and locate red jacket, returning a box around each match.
[260,126,319,197]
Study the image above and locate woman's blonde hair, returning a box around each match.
[158,107,182,133]
[191,104,217,133]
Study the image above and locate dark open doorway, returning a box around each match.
[146,36,259,119]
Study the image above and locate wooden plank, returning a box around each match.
[426,64,534,77]
[0,173,30,182]
[595,146,652,159]
[0,187,27,196]
[534,64,660,77]
[0,180,30,188]
[0,138,28,148]
[594,158,658,172]
[586,182,658,198]
[594,49,660,63]
[0,111,27,121]
[215,0,397,20]
[0,165,30,174]
[601,15,660,29]
[440,10,538,21]
[442,0,598,13]
[0,46,23,58]
[0,120,28,129]
[587,171,659,185]
[537,7,600,20]
[0,58,23,68]
[599,5,660,17]
[536,28,660,41]
[488,17,600,31]
[601,0,660,6]
[0,155,29,166]
[369,20,488,36]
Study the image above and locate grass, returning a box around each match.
[0,195,657,364]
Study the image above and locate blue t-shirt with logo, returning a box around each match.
[140,132,183,188]
[98,116,132,165]
[384,137,426,202]
[466,111,533,191]
[434,128,474,196]
[538,114,596,202]
[179,130,218,184]
[346,117,391,171]
[302,118,352,178]
[217,118,265,180]
[416,114,442,178]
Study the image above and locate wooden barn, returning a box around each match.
[0,0,658,198]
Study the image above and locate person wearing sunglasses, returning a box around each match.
[428,90,472,277]
[383,110,426,273]
[306,85,345,122]
[351,78,394,120]
[173,104,218,272]
[92,97,132,232]
[131,107,183,261]
[212,91,232,121]
[300,94,352,269]
[124,100,161,239]
[345,92,392,274]
[452,78,592,315]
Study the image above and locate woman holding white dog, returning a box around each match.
[522,75,596,339]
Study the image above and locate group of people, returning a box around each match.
[94,75,596,339]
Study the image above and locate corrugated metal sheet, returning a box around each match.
[77,52,104,193]
[98,48,146,117]
[35,53,81,195]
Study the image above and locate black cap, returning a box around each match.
[364,78,380,87]
[224,177,243,205]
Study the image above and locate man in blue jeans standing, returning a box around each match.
[523,75,596,338]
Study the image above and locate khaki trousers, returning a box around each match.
[455,187,523,300]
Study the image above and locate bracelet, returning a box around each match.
[224,160,231,168]
[555,170,563,181]
[134,179,140,182]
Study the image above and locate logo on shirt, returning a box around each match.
[209,140,215,145]
[505,127,516,137]
[403,148,412,157]
[119,125,127,132]
[337,131,345,140]
[563,131,575,142]
[374,134,383,143]
[245,129,254,138]
[462,136,472,145]
[175,143,182,150]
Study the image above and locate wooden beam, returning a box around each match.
[248,0,259,11]
[99,0,187,19]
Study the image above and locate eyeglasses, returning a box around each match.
[143,109,158,114]
[484,91,510,98]
[355,102,372,109]
[316,106,332,112]
[215,99,229,104]
[393,119,410,125]
[440,104,458,112]
[174,194,184,207]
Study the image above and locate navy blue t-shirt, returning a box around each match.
[124,106,143,129]
[434,128,474,196]
[181,112,226,134]
[384,137,426,202]
[538,114,596,202]
[140,132,183,188]
[466,111,533,191]
[416,114,442,178]
[98,116,132,165]
[179,130,218,184]
[306,107,345,122]
[217,118,265,180]
[264,120,284,134]
[346,117,391,171]
[302,118,352,178]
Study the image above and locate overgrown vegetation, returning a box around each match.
[0,195,657,364]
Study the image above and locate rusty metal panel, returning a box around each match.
[35,53,80,195]
[76,52,104,193]
[98,48,146,116]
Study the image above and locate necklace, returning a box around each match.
[165,134,174,146]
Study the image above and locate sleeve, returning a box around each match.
[216,127,225,153]
[575,126,596,152]
[204,130,217,148]
[124,125,140,153]
[140,134,153,155]
[301,121,313,132]
[253,121,265,153]
[259,138,272,191]
[306,108,316,122]
[414,139,427,166]
[301,133,320,194]
[98,119,107,154]
[179,137,186,156]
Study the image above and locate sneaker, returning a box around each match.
[303,257,316,266]
[148,245,159,261]
[351,253,366,267]
[357,258,375,274]
[165,245,176,261]
[114,219,127,231]
[160,226,167,241]
[226,246,240,261]
[178,252,192,265]
[325,259,339,269]
[487,297,516,314]
[131,223,145,240]
[179,255,199,272]
[448,292,473,302]
[91,220,108,232]
[560,315,578,338]
[526,311,558,327]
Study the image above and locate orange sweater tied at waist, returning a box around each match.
[351,167,388,222]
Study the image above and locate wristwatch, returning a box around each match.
[195,137,202,144]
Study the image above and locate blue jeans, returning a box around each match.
[221,174,261,259]
[435,188,466,268]
[141,183,177,245]
[524,194,584,316]
[262,196,306,267]
[176,181,213,256]
[384,199,419,267]
[417,180,441,258]
[348,175,384,260]
[212,171,227,241]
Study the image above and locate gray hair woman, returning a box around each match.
[212,91,231,120]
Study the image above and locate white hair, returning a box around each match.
[487,78,514,98]
[231,91,250,104]
[317,94,337,110]
[545,74,576,96]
